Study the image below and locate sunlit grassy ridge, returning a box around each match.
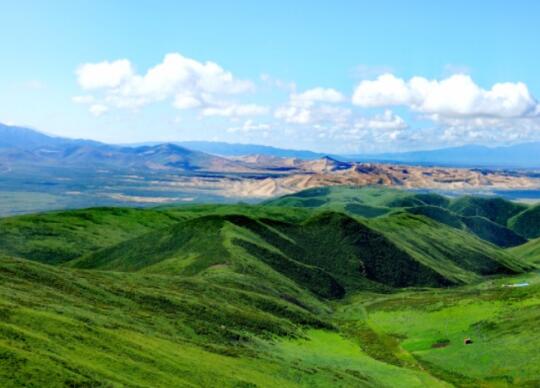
[1,185,539,386]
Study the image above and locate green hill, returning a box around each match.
[405,205,526,248]
[265,186,528,248]
[508,204,540,239]
[0,204,312,265]
[405,205,465,229]
[335,271,540,386]
[265,186,448,210]
[0,207,182,265]
[71,212,453,295]
[369,212,527,284]
[1,186,538,387]
[448,196,527,226]
[460,215,527,248]
[509,237,540,265]
[263,186,448,218]
[71,209,528,294]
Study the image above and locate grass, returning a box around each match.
[508,204,540,239]
[0,256,336,387]
[508,237,540,265]
[369,212,528,283]
[335,272,540,386]
[68,208,526,295]
[336,274,540,386]
[1,185,540,386]
[270,330,450,387]
[448,196,528,226]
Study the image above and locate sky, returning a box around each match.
[1,0,540,154]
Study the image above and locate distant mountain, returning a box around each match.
[0,123,100,150]
[0,123,67,149]
[349,143,540,169]
[4,122,540,169]
[0,123,254,173]
[171,141,325,159]
[143,140,540,169]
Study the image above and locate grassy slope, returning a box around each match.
[0,256,449,387]
[448,196,528,226]
[0,204,312,266]
[70,208,526,293]
[368,212,528,284]
[70,211,451,296]
[263,186,421,218]
[266,186,528,248]
[508,204,540,239]
[0,207,182,264]
[1,186,538,386]
[509,237,540,265]
[334,271,540,386]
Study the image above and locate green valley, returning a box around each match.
[1,186,539,387]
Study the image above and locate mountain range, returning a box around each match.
[4,123,540,169]
[351,143,540,169]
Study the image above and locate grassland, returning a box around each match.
[334,271,540,386]
[1,185,539,387]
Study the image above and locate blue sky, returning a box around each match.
[1,1,539,153]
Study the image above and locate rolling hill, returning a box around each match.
[1,185,539,386]
[508,203,540,239]
[265,186,531,248]
[509,237,540,265]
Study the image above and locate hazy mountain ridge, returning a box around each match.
[1,123,540,216]
[5,123,540,169]
[348,143,540,168]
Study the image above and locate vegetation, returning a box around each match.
[1,185,540,386]
[448,196,527,226]
[509,237,540,265]
[508,203,540,239]
[334,271,540,386]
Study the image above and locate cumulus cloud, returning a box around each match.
[353,109,408,130]
[74,53,262,117]
[275,87,348,125]
[352,73,538,118]
[291,87,345,104]
[77,60,134,89]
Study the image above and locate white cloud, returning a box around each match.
[292,87,345,105]
[89,104,108,116]
[353,109,407,130]
[77,59,134,90]
[275,87,347,124]
[227,119,271,133]
[352,73,538,118]
[275,105,312,124]
[74,53,259,117]
[352,74,410,107]
[202,104,269,117]
[173,93,202,109]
